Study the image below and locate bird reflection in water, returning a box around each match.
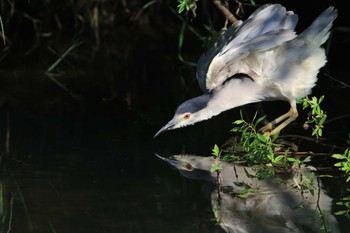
[156,154,339,233]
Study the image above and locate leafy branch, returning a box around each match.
[230,111,282,165]
[298,95,327,139]
[177,0,198,14]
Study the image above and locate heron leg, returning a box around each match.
[259,111,291,133]
[259,101,298,137]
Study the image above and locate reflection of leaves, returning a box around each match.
[211,160,222,173]
[236,188,253,199]
[211,206,222,225]
[243,167,256,178]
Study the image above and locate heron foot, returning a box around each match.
[259,124,281,137]
[263,131,273,137]
[259,123,273,134]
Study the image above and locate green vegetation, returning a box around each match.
[210,96,328,167]
[230,111,280,164]
[209,94,350,222]
[298,95,327,139]
[332,135,350,218]
[332,148,350,182]
[0,0,348,231]
[211,144,223,173]
[335,194,350,218]
[177,0,198,13]
[332,134,350,182]
[213,96,330,164]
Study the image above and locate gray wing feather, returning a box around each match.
[196,4,298,92]
[299,6,337,45]
[222,5,298,55]
[218,29,296,66]
[196,24,241,92]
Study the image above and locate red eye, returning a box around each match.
[185,163,192,170]
[184,114,191,119]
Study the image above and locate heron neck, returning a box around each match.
[201,78,264,119]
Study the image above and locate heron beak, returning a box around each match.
[153,118,179,138]
[155,154,182,167]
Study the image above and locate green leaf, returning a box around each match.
[271,131,280,142]
[302,100,309,110]
[319,115,327,125]
[233,119,244,125]
[345,149,350,157]
[302,156,312,163]
[335,210,348,215]
[318,128,323,137]
[312,128,318,136]
[275,155,285,162]
[231,127,241,132]
[212,144,220,157]
[287,157,298,163]
[267,153,274,161]
[334,162,344,167]
[256,133,268,143]
[332,154,345,159]
[177,0,186,13]
[255,115,266,127]
[319,95,325,104]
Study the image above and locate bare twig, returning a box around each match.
[323,72,350,88]
[213,0,239,24]
[22,13,41,56]
[0,14,6,45]
[325,114,350,125]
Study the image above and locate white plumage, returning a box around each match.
[155,4,337,138]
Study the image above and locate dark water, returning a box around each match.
[1,99,350,233]
[0,111,227,233]
[1,5,350,230]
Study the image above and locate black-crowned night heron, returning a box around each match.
[154,4,337,138]
[156,154,340,233]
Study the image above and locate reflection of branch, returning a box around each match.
[216,169,222,202]
[213,0,238,24]
[315,176,330,233]
[22,13,41,56]
[0,15,6,45]
[7,189,18,233]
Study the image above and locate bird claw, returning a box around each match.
[259,123,273,134]
[263,131,273,137]
[259,124,276,137]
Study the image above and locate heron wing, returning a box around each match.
[299,6,337,45]
[196,4,299,92]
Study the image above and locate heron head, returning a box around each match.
[154,93,211,137]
